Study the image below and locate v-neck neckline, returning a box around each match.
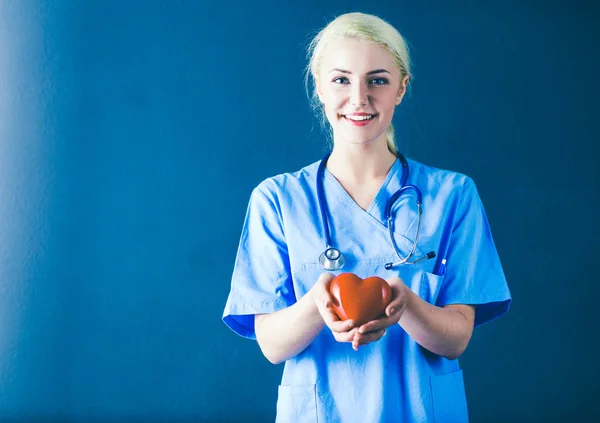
[323,158,402,221]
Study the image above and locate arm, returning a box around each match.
[397,285,475,360]
[255,290,324,365]
[255,273,358,364]
[356,277,475,360]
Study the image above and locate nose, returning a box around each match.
[350,81,368,107]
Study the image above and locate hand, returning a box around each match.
[352,277,409,350]
[312,272,357,344]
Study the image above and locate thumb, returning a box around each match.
[386,276,403,286]
[319,290,332,309]
[312,273,334,309]
[318,272,336,287]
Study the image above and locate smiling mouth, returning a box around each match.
[342,114,376,121]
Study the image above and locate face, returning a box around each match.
[315,37,408,149]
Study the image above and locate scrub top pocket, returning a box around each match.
[276,384,318,423]
[417,271,444,305]
[429,369,469,423]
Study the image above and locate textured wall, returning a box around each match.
[1,1,598,422]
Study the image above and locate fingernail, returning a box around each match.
[389,307,395,315]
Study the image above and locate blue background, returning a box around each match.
[1,1,598,422]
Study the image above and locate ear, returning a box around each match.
[396,74,410,105]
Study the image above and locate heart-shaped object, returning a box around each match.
[329,273,392,326]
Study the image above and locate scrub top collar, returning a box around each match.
[322,157,404,226]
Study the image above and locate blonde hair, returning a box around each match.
[305,12,411,153]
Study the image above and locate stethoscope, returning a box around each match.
[317,152,436,271]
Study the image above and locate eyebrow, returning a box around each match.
[329,68,391,75]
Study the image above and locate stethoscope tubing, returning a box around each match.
[317,152,432,270]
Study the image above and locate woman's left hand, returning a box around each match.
[352,277,409,351]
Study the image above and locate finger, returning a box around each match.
[315,289,333,312]
[352,332,360,351]
[358,317,391,334]
[315,290,339,322]
[385,298,403,317]
[355,328,386,345]
[315,288,355,331]
[319,306,342,328]
[385,278,406,317]
[333,327,357,343]
[329,318,355,333]
[314,274,337,311]
[320,301,353,331]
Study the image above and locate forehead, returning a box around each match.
[320,37,398,74]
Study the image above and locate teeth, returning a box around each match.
[345,115,374,121]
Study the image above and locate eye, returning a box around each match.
[332,76,350,84]
[370,77,389,85]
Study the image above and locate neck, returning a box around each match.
[326,142,397,184]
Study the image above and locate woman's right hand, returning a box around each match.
[312,273,356,343]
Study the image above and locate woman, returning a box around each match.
[223,12,511,423]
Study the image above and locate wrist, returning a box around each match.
[397,284,415,324]
[305,284,327,323]
[307,283,321,309]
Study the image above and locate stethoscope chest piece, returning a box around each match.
[319,247,345,271]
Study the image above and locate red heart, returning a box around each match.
[329,273,392,326]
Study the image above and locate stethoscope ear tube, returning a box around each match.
[385,251,436,270]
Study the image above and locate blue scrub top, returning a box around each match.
[223,156,511,423]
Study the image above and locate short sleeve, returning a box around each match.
[436,177,512,326]
[222,185,296,339]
